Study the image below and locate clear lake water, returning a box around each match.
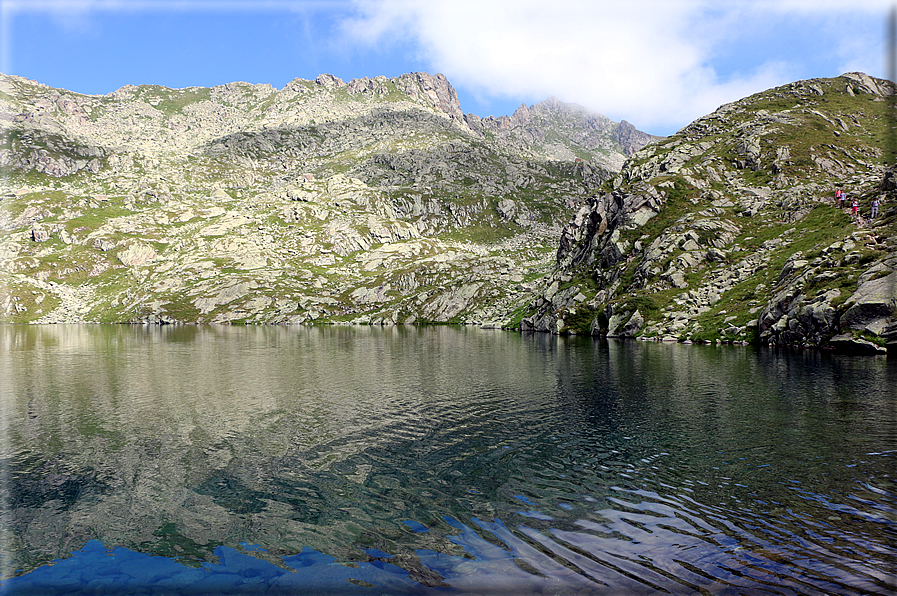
[1,324,895,595]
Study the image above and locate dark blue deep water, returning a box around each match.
[1,325,895,595]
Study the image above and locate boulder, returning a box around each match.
[829,333,887,354]
[93,238,116,251]
[118,243,158,266]
[840,272,897,330]
[606,311,629,337]
[496,198,518,220]
[882,321,897,352]
[315,73,345,88]
[620,310,644,337]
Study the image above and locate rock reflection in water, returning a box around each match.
[1,324,895,594]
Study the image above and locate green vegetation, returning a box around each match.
[625,294,661,319]
[3,71,893,342]
[562,306,597,333]
[529,74,897,348]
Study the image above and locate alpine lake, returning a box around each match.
[1,324,895,595]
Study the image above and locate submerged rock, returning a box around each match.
[829,333,887,354]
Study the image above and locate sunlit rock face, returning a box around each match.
[0,71,657,326]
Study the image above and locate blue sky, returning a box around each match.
[1,0,892,136]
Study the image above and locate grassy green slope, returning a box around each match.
[529,74,896,348]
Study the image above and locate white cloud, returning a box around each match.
[341,0,892,132]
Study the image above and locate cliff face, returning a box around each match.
[523,73,896,354]
[1,72,645,326]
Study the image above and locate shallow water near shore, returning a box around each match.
[1,324,895,594]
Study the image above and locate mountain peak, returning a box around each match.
[466,95,658,169]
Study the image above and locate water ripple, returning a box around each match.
[3,326,895,594]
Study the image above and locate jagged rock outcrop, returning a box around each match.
[524,74,896,354]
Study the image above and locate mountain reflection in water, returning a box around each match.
[2,325,895,594]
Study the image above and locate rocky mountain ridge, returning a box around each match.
[523,72,896,354]
[0,71,647,326]
[3,70,894,354]
[0,72,643,176]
